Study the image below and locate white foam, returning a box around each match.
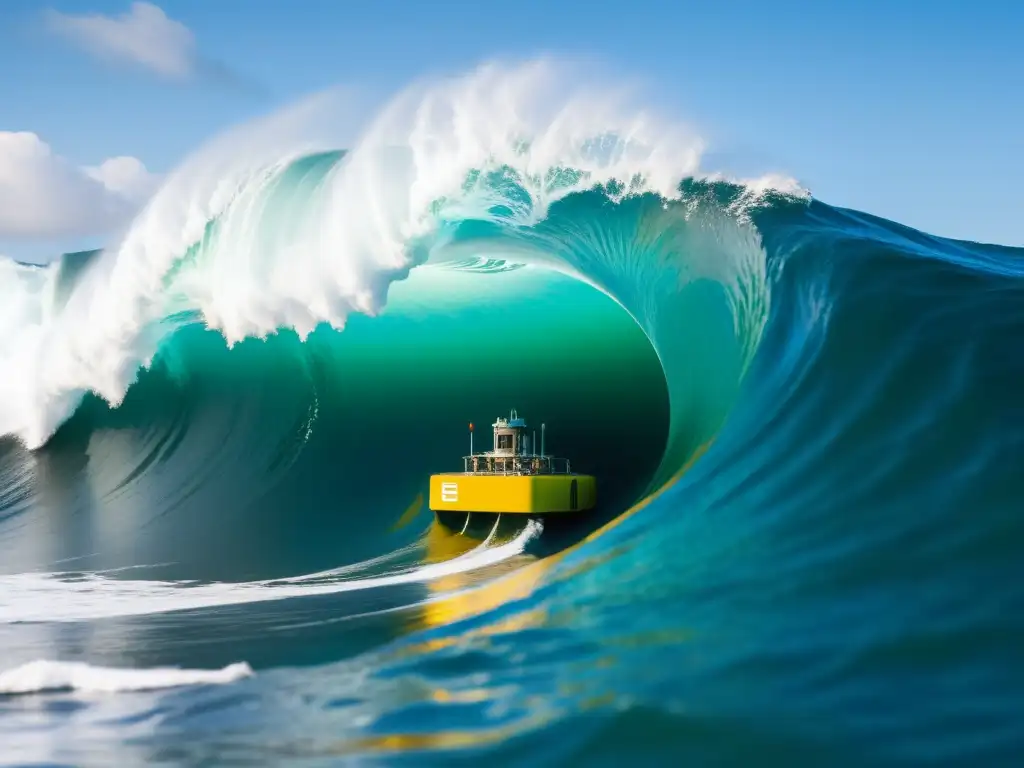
[0,88,349,448]
[0,659,252,695]
[0,58,800,450]
[0,519,540,623]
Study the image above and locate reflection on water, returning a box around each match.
[405,440,713,642]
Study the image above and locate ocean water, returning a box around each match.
[1,61,1023,766]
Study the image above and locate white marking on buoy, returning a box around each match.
[441,482,458,502]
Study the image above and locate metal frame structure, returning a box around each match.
[461,455,571,475]
[462,409,572,476]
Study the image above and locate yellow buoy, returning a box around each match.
[428,410,596,516]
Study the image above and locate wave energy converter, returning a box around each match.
[429,410,596,529]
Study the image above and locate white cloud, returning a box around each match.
[85,155,157,200]
[45,2,196,79]
[0,132,158,239]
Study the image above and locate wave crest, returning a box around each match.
[1,58,798,450]
[0,660,252,695]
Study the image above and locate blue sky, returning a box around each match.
[1,0,1022,261]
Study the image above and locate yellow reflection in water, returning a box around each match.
[401,519,548,652]
[390,491,424,531]
[346,447,719,759]
[408,439,713,636]
[338,710,558,756]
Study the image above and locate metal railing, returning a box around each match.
[461,455,572,475]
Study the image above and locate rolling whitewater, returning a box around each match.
[1,62,1023,765]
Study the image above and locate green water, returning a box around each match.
[23,264,668,583]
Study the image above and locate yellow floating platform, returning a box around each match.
[428,473,596,515]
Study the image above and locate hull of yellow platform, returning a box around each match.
[428,473,596,514]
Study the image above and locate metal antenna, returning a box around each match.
[541,423,546,457]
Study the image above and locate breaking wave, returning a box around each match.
[1,58,1021,766]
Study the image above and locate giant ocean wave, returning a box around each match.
[1,60,1022,766]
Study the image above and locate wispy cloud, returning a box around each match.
[46,2,195,78]
[0,132,158,239]
[44,2,262,92]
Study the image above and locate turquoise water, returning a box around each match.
[0,264,667,582]
[1,125,1023,764]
